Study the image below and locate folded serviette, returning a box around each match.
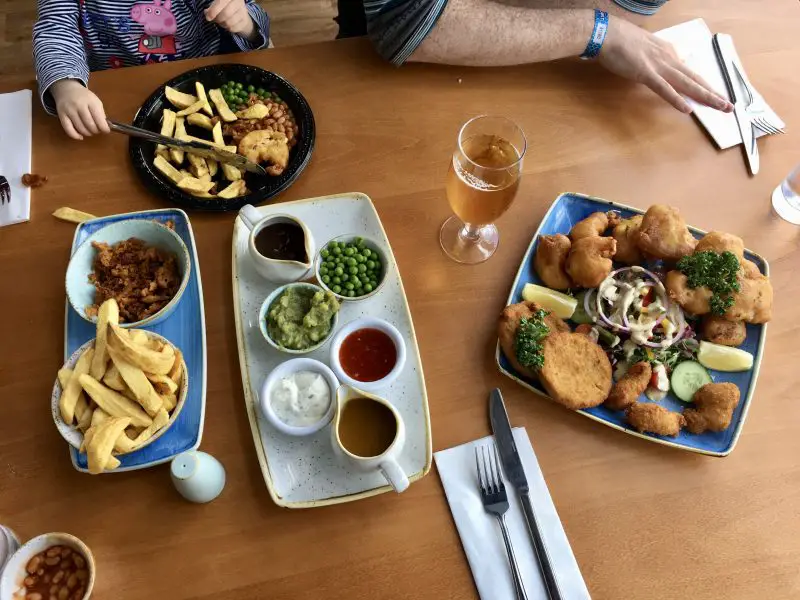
[435,428,591,600]
[656,19,785,150]
[0,90,33,228]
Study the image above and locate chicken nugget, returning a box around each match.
[725,268,773,324]
[612,215,644,265]
[566,236,616,288]
[683,382,740,434]
[498,302,569,380]
[538,332,612,410]
[637,204,697,262]
[534,234,573,290]
[605,362,651,411]
[695,231,744,263]
[569,211,617,241]
[702,316,746,347]
[625,402,685,437]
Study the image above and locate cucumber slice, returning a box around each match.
[670,361,712,403]
[570,291,594,325]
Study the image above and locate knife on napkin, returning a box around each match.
[491,389,563,600]
[712,34,759,175]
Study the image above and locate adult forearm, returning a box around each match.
[410,0,596,66]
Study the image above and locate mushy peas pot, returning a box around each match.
[267,287,340,350]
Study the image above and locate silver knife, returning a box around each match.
[107,119,268,176]
[490,389,563,600]
[712,33,759,175]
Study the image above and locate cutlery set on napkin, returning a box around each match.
[435,389,591,600]
[656,19,786,175]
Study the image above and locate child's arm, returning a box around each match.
[33,0,110,139]
[205,0,271,50]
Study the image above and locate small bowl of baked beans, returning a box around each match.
[0,533,95,600]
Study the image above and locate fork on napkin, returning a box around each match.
[655,19,785,150]
[0,90,33,228]
[435,429,591,600]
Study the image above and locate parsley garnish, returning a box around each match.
[677,251,741,316]
[515,310,550,370]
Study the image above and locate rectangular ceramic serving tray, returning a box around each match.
[232,192,432,508]
[496,193,768,457]
[64,209,207,472]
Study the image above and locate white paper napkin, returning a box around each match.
[0,90,33,227]
[656,19,785,149]
[435,429,591,600]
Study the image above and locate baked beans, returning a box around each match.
[22,546,89,600]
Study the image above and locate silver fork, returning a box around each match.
[476,443,528,600]
[0,176,10,205]
[733,62,786,136]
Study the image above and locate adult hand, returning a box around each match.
[599,17,733,114]
[50,79,110,141]
[205,0,257,41]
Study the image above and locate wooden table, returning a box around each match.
[2,1,799,598]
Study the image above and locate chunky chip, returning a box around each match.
[61,348,94,424]
[79,374,153,428]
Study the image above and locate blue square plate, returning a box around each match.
[64,209,207,472]
[496,193,768,456]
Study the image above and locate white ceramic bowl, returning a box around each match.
[65,219,191,328]
[259,283,340,355]
[314,234,389,302]
[259,358,339,436]
[329,317,407,392]
[0,532,96,600]
[51,331,189,452]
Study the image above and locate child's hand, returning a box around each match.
[50,80,111,140]
[205,0,257,42]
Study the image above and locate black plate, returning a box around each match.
[130,64,315,212]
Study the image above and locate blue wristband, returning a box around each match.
[581,10,609,59]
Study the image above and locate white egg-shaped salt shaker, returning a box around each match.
[170,451,226,503]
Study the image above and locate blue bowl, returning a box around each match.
[65,219,191,328]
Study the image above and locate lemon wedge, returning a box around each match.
[521,284,577,319]
[697,341,754,372]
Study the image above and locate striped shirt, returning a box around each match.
[340,0,667,65]
[33,0,271,114]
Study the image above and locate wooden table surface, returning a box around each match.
[2,1,799,598]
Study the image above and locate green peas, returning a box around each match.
[344,247,354,257]
[320,249,330,259]
[357,264,367,273]
[320,266,328,276]
[332,285,342,294]
[346,290,355,298]
[334,267,343,276]
[362,248,372,258]
[355,254,366,264]
[364,283,373,293]
[257,87,266,96]
[341,273,349,282]
[322,275,331,284]
[332,246,342,256]
[346,266,356,276]
[345,282,354,291]
[346,257,357,267]
[247,84,255,92]
[332,276,341,285]
[365,260,374,270]
[235,82,243,90]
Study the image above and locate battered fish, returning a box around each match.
[612,215,644,265]
[683,382,740,434]
[625,402,685,437]
[666,259,773,323]
[538,332,612,410]
[566,236,616,288]
[534,234,573,290]
[498,302,570,380]
[695,231,745,263]
[636,204,697,262]
[702,315,746,347]
[605,362,651,411]
[569,211,618,241]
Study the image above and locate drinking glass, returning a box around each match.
[772,162,800,225]
[440,115,527,264]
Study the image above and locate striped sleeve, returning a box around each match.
[33,0,90,116]
[364,0,449,65]
[233,0,271,51]
[611,0,668,15]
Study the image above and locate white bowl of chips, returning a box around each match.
[52,302,188,474]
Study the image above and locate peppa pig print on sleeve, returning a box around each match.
[33,0,271,114]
